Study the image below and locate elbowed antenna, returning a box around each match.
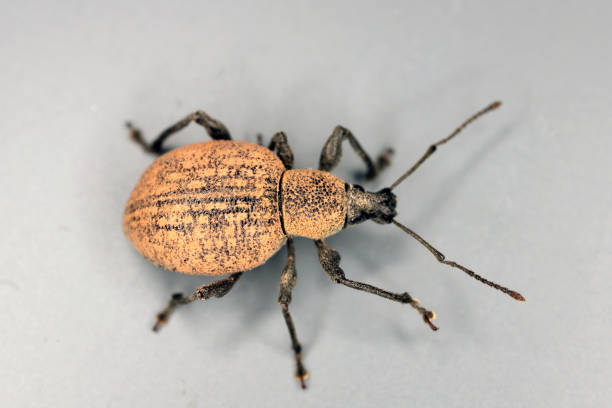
[392,219,525,301]
[385,101,523,301]
[390,101,502,190]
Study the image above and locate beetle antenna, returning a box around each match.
[391,219,525,302]
[390,101,502,190]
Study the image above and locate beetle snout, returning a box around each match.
[346,185,397,226]
[371,188,397,224]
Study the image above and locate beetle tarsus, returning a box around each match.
[296,369,309,389]
[423,313,439,331]
[364,147,394,181]
[151,293,186,332]
[126,122,154,153]
[152,314,168,332]
[408,298,438,331]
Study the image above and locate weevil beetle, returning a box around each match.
[123,102,524,389]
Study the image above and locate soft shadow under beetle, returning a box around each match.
[123,101,524,389]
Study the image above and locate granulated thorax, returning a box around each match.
[281,169,346,239]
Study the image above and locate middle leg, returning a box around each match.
[278,238,308,388]
[314,239,438,330]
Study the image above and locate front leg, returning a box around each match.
[319,125,393,181]
[278,238,308,388]
[314,239,438,330]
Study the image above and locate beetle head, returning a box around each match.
[345,184,397,226]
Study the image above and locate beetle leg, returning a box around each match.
[152,272,242,332]
[268,131,294,170]
[278,238,308,389]
[314,239,438,331]
[318,125,393,181]
[126,110,231,155]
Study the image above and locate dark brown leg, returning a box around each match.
[319,125,393,180]
[152,272,242,332]
[278,238,308,389]
[127,110,232,155]
[314,239,438,331]
[268,131,294,170]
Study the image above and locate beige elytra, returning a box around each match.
[123,140,347,275]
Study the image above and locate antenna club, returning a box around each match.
[509,291,526,302]
[491,101,502,110]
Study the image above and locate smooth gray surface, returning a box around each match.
[2,1,611,407]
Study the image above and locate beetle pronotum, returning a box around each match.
[123,101,524,389]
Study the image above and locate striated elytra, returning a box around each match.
[123,102,524,389]
[124,141,346,275]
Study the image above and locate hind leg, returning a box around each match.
[152,272,242,331]
[127,110,232,155]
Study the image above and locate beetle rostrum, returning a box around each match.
[345,185,397,225]
[123,101,524,389]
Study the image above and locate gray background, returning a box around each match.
[2,1,611,407]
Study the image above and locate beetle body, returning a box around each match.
[123,140,348,275]
[124,103,523,389]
